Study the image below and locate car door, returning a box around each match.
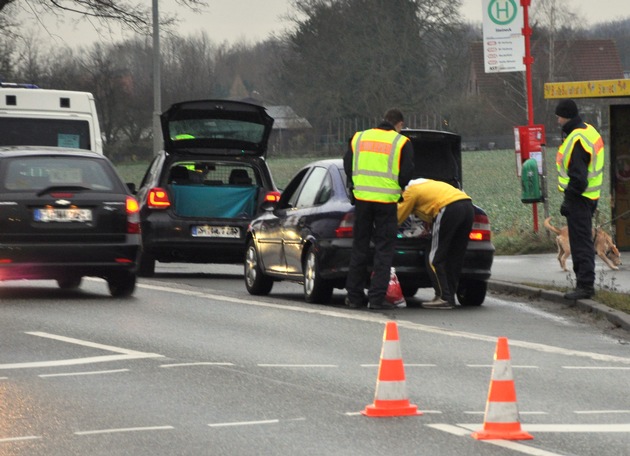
[255,168,309,274]
[282,166,330,274]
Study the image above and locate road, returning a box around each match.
[0,263,629,455]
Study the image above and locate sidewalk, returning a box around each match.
[489,253,630,332]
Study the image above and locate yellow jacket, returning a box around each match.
[397,178,471,224]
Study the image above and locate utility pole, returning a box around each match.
[152,0,162,155]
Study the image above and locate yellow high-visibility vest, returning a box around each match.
[351,128,407,203]
[556,123,604,200]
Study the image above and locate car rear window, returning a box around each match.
[2,156,117,191]
[169,118,266,144]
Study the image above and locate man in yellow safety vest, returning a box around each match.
[555,99,605,300]
[343,108,414,310]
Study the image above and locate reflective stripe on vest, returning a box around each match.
[351,129,405,203]
[556,123,604,200]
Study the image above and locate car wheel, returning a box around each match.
[107,271,137,298]
[57,276,82,289]
[137,254,155,277]
[303,246,333,304]
[244,240,273,295]
[456,279,487,306]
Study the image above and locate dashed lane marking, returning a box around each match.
[74,425,174,435]
[0,436,41,443]
[39,369,129,378]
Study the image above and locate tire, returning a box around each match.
[244,240,273,295]
[57,276,82,289]
[107,271,137,298]
[137,253,155,277]
[456,279,487,307]
[303,246,333,304]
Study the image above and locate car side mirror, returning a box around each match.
[127,182,136,193]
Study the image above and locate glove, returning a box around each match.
[560,199,570,217]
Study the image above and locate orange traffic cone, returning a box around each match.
[471,337,533,440]
[362,321,421,417]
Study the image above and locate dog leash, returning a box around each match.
[595,208,630,229]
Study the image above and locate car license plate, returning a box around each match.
[34,208,93,222]
[192,225,240,238]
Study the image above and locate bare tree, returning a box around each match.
[0,0,206,36]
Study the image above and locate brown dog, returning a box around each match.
[544,217,622,271]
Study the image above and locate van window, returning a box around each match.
[0,118,91,150]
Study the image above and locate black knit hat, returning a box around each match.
[555,99,578,119]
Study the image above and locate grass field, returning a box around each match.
[115,148,613,254]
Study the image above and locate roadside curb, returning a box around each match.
[488,280,630,333]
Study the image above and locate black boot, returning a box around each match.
[564,285,595,300]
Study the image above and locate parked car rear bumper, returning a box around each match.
[0,241,140,280]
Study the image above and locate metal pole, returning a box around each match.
[521,0,539,232]
[152,0,162,155]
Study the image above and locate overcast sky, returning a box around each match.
[23,0,630,49]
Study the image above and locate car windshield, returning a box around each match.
[169,118,266,144]
[2,156,116,191]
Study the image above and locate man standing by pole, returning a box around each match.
[555,99,605,300]
[343,108,414,310]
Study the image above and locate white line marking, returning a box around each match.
[430,424,574,455]
[208,419,280,428]
[575,410,630,414]
[563,366,630,370]
[360,363,436,367]
[457,423,630,432]
[467,364,539,368]
[39,369,129,378]
[160,362,234,368]
[0,332,163,370]
[257,364,337,368]
[75,425,174,435]
[136,283,630,366]
[0,436,41,443]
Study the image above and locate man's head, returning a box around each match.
[555,99,578,126]
[384,108,404,132]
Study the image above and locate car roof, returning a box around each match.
[160,99,274,158]
[0,146,106,159]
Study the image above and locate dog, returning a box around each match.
[544,217,622,271]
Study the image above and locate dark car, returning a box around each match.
[244,129,494,306]
[135,99,280,276]
[0,146,141,297]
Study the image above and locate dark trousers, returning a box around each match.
[565,195,597,287]
[427,199,474,304]
[345,200,398,305]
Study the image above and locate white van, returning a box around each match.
[0,84,103,154]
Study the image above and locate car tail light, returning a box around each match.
[335,212,354,238]
[147,187,171,209]
[264,191,281,203]
[126,196,141,234]
[470,213,491,241]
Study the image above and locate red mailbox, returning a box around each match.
[514,125,546,176]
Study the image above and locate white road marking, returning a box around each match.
[137,283,630,366]
[0,436,41,443]
[563,366,630,370]
[257,364,337,368]
[361,363,436,367]
[39,369,129,378]
[458,423,630,432]
[467,364,539,368]
[75,425,174,435]
[0,332,163,370]
[208,419,280,428]
[160,362,234,368]
[574,410,630,414]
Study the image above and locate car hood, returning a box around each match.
[161,99,274,157]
